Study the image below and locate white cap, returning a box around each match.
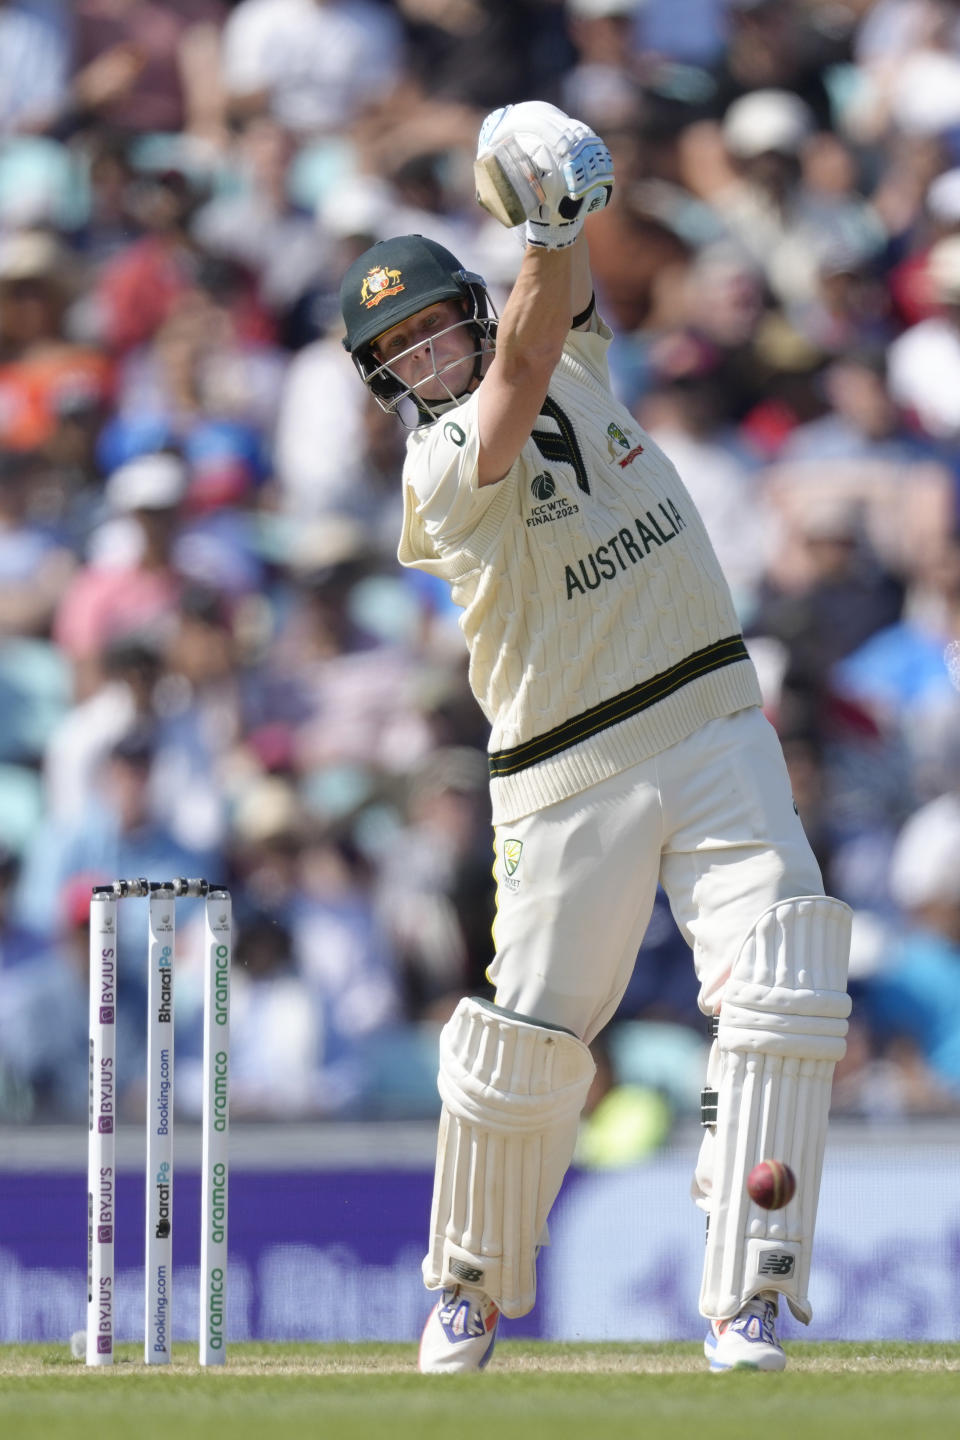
[105,453,187,512]
[566,0,641,16]
[927,168,960,227]
[722,89,814,159]
[317,176,393,240]
[0,228,67,283]
[232,776,301,844]
[890,51,960,137]
[927,234,960,302]
[889,795,960,910]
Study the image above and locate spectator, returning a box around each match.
[560,0,644,134]
[833,531,960,735]
[779,349,935,465]
[762,358,956,587]
[272,331,359,517]
[14,724,222,942]
[0,450,76,636]
[147,585,246,854]
[849,0,960,148]
[52,451,187,698]
[856,792,960,1109]
[709,88,882,311]
[832,531,960,801]
[575,1032,674,1169]
[69,128,144,267]
[0,872,147,1119]
[112,252,285,444]
[221,0,405,141]
[192,114,330,321]
[0,229,112,455]
[70,0,227,144]
[275,338,408,530]
[43,631,164,822]
[0,0,71,138]
[705,0,838,130]
[883,164,960,328]
[179,907,321,1119]
[396,0,568,114]
[92,165,214,356]
[293,818,402,1112]
[376,745,494,1017]
[635,335,772,616]
[272,552,435,775]
[0,843,45,970]
[748,495,904,685]
[887,233,960,439]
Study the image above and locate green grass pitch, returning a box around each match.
[2,1343,959,1440]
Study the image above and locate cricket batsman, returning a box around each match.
[338,101,852,1374]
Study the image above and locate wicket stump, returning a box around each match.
[86,877,231,1367]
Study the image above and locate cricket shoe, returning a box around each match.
[418,1286,500,1374]
[704,1293,786,1373]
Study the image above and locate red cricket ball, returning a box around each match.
[747,1159,797,1210]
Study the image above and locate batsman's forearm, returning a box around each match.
[475,243,577,483]
[495,244,574,380]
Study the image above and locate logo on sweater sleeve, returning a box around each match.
[607,421,644,467]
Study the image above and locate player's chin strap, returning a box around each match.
[698,896,852,1325]
[412,392,463,425]
[410,369,480,426]
[423,996,595,1318]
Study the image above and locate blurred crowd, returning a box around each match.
[1,0,960,1136]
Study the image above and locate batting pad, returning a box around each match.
[700,896,852,1325]
[423,997,595,1318]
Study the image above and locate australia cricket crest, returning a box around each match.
[360,265,404,309]
[607,420,644,468]
[502,839,523,892]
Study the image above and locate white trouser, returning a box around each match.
[488,706,825,1042]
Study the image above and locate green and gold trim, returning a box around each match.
[532,397,590,495]
[488,635,750,779]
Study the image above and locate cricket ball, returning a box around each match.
[747,1159,796,1210]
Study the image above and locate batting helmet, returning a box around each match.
[339,234,497,421]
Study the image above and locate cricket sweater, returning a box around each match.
[398,319,762,825]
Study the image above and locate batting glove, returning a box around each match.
[474,102,614,250]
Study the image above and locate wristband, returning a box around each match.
[571,293,596,328]
[525,215,584,250]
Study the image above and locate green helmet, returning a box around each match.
[339,234,496,422]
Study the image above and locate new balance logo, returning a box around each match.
[450,1260,484,1285]
[759,1253,795,1277]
